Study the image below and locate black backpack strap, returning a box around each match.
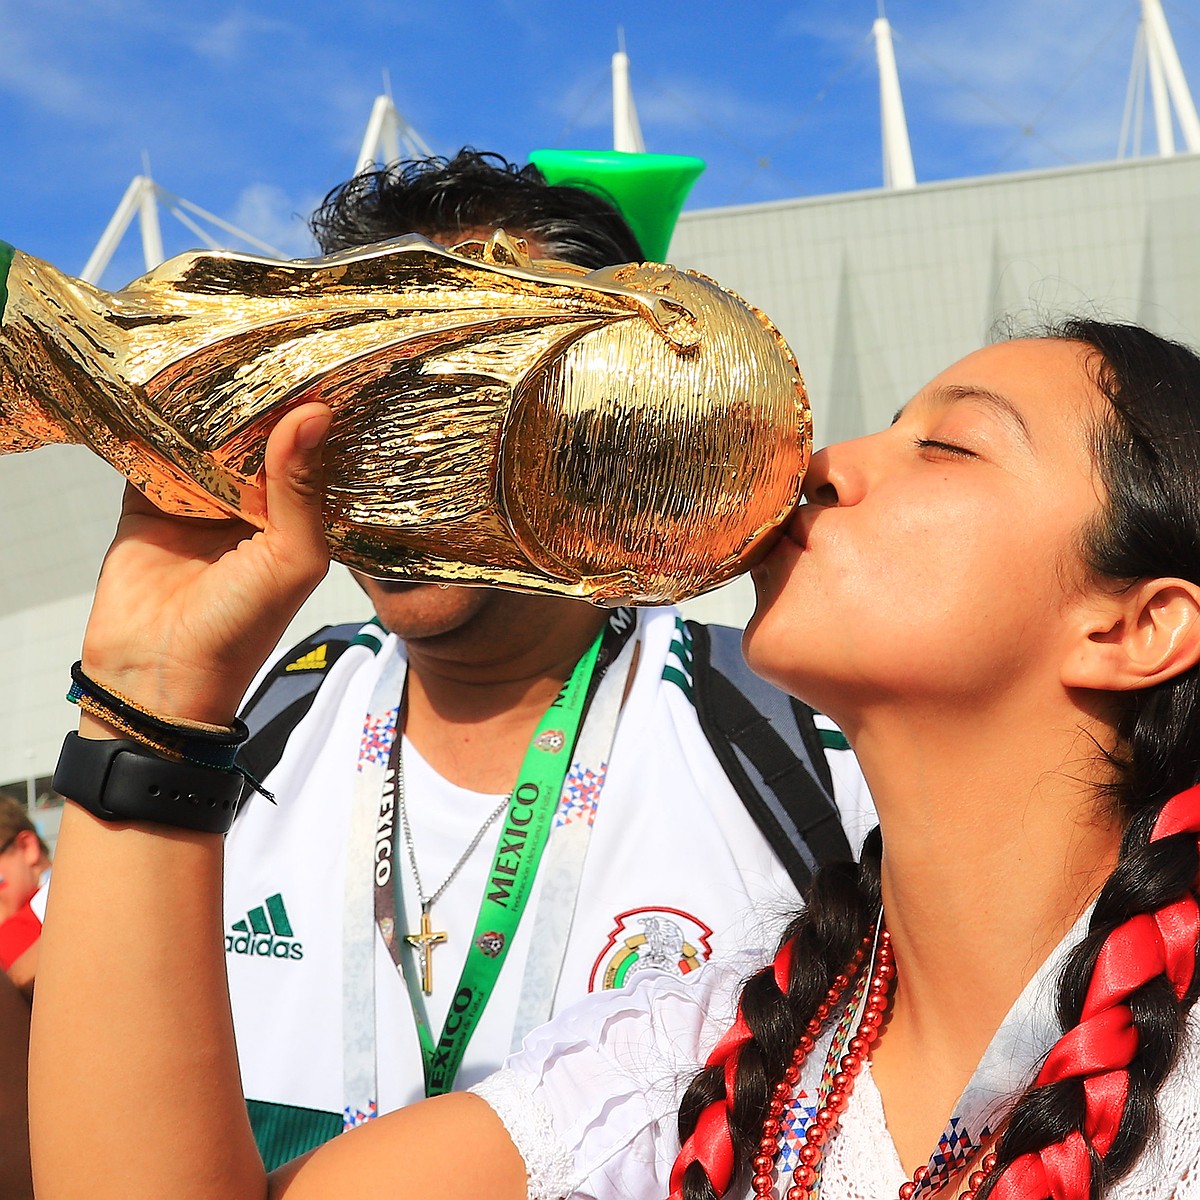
[235,621,371,805]
[791,696,835,796]
[687,621,853,892]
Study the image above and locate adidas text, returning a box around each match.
[225,932,304,960]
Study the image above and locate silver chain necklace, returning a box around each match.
[395,740,509,994]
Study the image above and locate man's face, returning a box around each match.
[354,225,548,642]
[0,830,44,922]
[351,571,498,640]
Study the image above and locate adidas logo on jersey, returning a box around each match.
[662,618,695,701]
[285,645,328,673]
[225,892,304,960]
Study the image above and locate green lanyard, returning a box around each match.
[381,629,604,1096]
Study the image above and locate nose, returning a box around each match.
[802,439,868,508]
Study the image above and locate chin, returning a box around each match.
[742,602,795,692]
[361,578,493,640]
[743,587,836,712]
[744,563,792,660]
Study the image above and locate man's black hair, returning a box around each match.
[310,148,644,270]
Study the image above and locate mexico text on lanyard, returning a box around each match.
[342,608,637,1119]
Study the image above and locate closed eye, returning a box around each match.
[915,437,977,459]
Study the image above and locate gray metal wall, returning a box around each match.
[671,152,1200,445]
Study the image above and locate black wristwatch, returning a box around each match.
[53,733,244,835]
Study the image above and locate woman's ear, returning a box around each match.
[1062,578,1200,691]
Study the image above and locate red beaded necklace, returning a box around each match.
[755,928,998,1200]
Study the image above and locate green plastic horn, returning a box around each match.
[529,149,705,262]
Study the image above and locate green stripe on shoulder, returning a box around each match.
[662,663,695,702]
[0,241,15,321]
[350,617,387,653]
[819,728,851,752]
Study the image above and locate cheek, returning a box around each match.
[745,501,1061,705]
[744,542,874,701]
[0,863,32,900]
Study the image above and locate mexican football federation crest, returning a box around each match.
[476,930,506,958]
[589,907,714,992]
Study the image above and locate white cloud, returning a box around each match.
[190,12,293,64]
[770,0,1200,173]
[0,8,116,119]
[637,75,794,141]
[776,7,869,49]
[551,65,795,148]
[888,0,1169,165]
[225,183,321,259]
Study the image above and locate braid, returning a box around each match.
[965,320,1200,1198]
[671,829,883,1200]
[977,786,1200,1200]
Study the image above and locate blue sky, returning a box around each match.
[3,0,1199,288]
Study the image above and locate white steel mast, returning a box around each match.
[873,9,916,189]
[612,28,646,153]
[82,165,284,285]
[1119,0,1200,157]
[356,73,435,172]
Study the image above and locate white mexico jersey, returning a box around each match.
[223,606,872,1134]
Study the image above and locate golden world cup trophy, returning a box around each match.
[0,224,809,606]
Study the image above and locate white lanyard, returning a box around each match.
[509,618,639,1050]
[341,612,639,1122]
[342,644,405,1127]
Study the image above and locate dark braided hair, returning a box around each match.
[673,830,882,1200]
[674,320,1200,1200]
[976,321,1200,1198]
[310,148,644,269]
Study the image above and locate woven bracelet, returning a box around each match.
[69,661,246,744]
[66,662,273,801]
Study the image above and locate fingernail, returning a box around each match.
[296,415,328,451]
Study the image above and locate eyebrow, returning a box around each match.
[896,384,1034,448]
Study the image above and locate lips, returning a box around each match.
[753,506,810,579]
[782,504,814,549]
[365,579,422,593]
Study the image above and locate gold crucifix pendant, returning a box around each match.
[405,904,448,995]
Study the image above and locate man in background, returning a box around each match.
[225,150,874,1166]
[0,793,51,999]
[0,794,44,1200]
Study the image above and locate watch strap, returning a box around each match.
[53,733,244,834]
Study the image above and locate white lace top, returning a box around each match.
[471,934,1200,1200]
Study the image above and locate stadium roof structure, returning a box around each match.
[1119,0,1200,158]
[80,85,434,289]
